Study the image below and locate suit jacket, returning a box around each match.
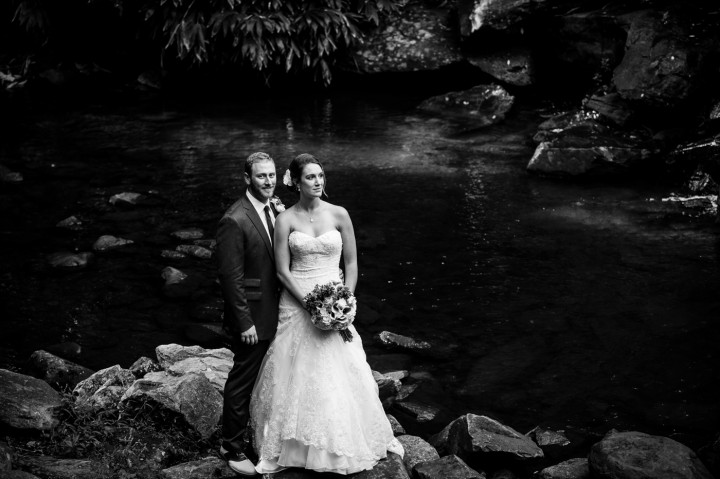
[216,193,280,341]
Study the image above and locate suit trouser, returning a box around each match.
[222,339,270,453]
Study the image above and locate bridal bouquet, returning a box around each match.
[304,281,356,342]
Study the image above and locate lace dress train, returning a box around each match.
[249,230,403,474]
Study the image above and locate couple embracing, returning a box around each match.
[216,152,403,475]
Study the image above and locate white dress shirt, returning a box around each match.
[246,189,275,240]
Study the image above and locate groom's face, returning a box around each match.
[245,159,276,202]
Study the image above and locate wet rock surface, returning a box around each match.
[589,430,714,479]
[0,369,62,431]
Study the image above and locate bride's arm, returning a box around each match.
[336,206,358,293]
[274,213,309,307]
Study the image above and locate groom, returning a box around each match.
[216,151,281,475]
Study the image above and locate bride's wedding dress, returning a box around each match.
[250,229,403,474]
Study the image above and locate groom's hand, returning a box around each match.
[240,325,258,345]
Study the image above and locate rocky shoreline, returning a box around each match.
[1,341,718,479]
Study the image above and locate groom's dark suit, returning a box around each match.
[216,191,280,455]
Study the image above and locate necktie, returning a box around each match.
[264,205,274,244]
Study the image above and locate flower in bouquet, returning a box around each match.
[304,281,356,342]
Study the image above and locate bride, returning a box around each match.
[249,153,403,474]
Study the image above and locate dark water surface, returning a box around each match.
[2,91,719,445]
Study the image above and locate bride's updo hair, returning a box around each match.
[286,153,327,194]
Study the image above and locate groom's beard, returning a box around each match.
[250,183,275,200]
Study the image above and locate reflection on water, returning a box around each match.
[1,92,719,442]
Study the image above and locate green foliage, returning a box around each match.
[9,0,402,85]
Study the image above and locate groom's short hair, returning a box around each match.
[245,152,274,175]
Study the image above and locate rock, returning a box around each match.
[73,365,135,411]
[612,10,716,110]
[467,47,535,87]
[414,454,486,479]
[55,216,82,229]
[1,440,12,470]
[417,84,514,128]
[583,92,634,126]
[589,430,714,479]
[129,356,163,378]
[193,239,216,250]
[0,369,62,430]
[354,452,410,479]
[46,252,93,269]
[378,331,431,352]
[529,427,571,448]
[155,344,233,394]
[109,192,144,206]
[162,266,187,285]
[547,12,626,86]
[184,323,232,347]
[92,235,134,251]
[661,194,717,217]
[27,350,94,390]
[388,414,406,435]
[373,370,402,401]
[458,0,547,35]
[171,228,204,240]
[175,244,212,259]
[351,2,463,74]
[397,384,419,401]
[14,455,105,479]
[43,342,82,360]
[430,414,543,467]
[666,135,720,185]
[397,434,440,472]
[536,458,589,479]
[385,370,410,382]
[0,164,23,183]
[394,401,441,424]
[121,371,223,439]
[711,102,720,120]
[527,124,655,178]
[162,249,187,259]
[160,456,232,479]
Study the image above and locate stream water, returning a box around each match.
[1,90,719,446]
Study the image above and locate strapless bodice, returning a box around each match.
[288,230,342,288]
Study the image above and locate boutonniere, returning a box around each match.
[270,196,285,212]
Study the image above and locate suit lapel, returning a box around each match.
[241,195,274,260]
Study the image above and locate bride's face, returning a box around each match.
[299,163,325,199]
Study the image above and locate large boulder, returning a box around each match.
[397,434,440,472]
[155,344,233,393]
[0,369,61,430]
[120,371,223,439]
[26,350,94,390]
[612,10,717,111]
[73,365,136,411]
[354,452,410,479]
[351,1,463,73]
[527,111,656,178]
[418,84,514,128]
[46,252,93,269]
[414,454,486,479]
[546,12,626,86]
[429,414,543,468]
[589,430,714,479]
